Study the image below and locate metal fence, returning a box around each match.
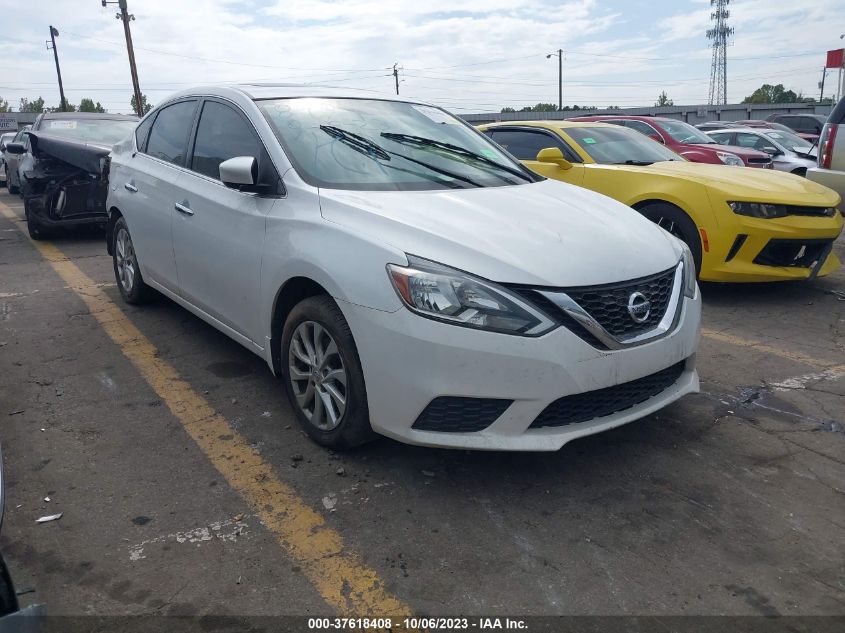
[458,102,835,125]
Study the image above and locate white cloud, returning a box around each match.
[0,0,839,114]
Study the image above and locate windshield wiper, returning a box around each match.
[320,125,480,188]
[614,160,654,166]
[320,125,391,160]
[380,132,533,182]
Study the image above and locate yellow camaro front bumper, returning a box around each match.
[699,205,843,283]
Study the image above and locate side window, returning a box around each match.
[735,133,764,149]
[625,120,658,137]
[709,132,733,145]
[492,129,571,161]
[134,113,156,152]
[190,101,262,180]
[145,100,197,166]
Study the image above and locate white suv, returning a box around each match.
[106,85,701,451]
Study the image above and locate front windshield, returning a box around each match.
[39,118,137,146]
[257,97,534,190]
[762,129,814,153]
[659,120,716,144]
[565,126,684,165]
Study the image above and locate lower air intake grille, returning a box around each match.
[413,397,512,433]
[753,239,834,268]
[530,361,686,429]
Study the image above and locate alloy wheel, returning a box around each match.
[115,227,137,294]
[288,320,348,431]
[656,216,684,241]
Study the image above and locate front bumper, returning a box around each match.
[700,212,843,282]
[339,289,701,451]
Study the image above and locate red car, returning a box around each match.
[569,115,773,168]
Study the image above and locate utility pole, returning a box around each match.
[546,49,563,110]
[47,26,67,112]
[819,67,826,103]
[103,0,144,116]
[393,63,400,95]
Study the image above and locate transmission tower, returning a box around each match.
[707,0,734,105]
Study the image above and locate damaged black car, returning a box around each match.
[4,113,138,239]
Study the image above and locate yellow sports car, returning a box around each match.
[478,120,842,282]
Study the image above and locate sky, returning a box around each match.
[0,0,843,115]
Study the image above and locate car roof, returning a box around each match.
[482,120,621,131]
[161,84,433,107]
[40,111,138,121]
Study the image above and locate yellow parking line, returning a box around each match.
[701,327,845,372]
[0,201,411,617]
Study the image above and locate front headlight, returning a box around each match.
[387,256,556,336]
[716,151,744,166]
[728,201,789,219]
[680,243,697,298]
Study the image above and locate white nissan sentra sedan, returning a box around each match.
[105,85,701,451]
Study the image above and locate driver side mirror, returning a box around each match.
[761,146,781,156]
[536,147,572,170]
[647,133,664,144]
[4,142,25,155]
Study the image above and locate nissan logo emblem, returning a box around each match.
[627,292,651,323]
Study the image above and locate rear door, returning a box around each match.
[118,99,198,290]
[171,98,279,343]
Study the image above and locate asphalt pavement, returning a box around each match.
[0,188,842,623]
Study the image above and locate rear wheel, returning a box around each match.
[638,202,702,275]
[282,295,375,449]
[112,216,153,304]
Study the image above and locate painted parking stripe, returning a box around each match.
[0,201,412,617]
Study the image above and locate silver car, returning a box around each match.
[808,100,845,201]
[2,126,30,194]
[705,127,817,176]
[0,132,15,187]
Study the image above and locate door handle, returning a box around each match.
[174,202,194,216]
[124,183,138,193]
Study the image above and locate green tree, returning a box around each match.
[530,102,558,112]
[79,98,106,113]
[742,83,799,104]
[47,102,76,113]
[500,107,516,113]
[655,90,673,107]
[131,93,153,115]
[0,96,9,112]
[19,97,46,113]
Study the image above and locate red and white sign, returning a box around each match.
[826,48,844,69]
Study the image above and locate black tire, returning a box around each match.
[281,295,375,450]
[638,202,702,275]
[24,201,49,240]
[112,216,153,304]
[7,170,18,195]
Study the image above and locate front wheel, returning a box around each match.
[638,202,702,275]
[24,201,49,240]
[7,170,18,195]
[281,295,375,449]
[112,216,153,304]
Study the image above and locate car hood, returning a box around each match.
[640,161,841,206]
[318,179,681,287]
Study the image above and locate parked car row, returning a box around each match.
[1,87,842,453]
[696,115,823,143]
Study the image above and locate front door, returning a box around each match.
[171,99,278,343]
